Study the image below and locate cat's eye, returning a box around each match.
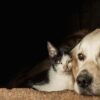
[78,53,85,61]
[57,60,62,64]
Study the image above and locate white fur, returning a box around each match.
[32,54,74,92]
[72,29,100,95]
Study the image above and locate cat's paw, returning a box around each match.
[32,85,39,90]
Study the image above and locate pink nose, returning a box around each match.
[63,65,67,71]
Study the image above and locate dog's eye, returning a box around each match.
[78,53,85,61]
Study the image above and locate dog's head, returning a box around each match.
[71,29,100,95]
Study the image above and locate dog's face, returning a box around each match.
[72,29,100,95]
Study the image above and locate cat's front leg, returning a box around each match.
[32,83,54,92]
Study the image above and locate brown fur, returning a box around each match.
[72,53,78,81]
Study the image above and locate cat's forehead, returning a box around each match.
[53,51,69,61]
[52,53,62,61]
[51,47,71,62]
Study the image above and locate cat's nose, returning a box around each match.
[63,65,67,71]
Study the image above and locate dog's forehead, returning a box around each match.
[71,29,100,58]
[83,29,100,42]
[78,29,100,50]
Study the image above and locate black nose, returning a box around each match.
[77,71,92,88]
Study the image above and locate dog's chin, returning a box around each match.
[74,82,94,95]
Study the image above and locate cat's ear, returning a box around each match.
[47,41,58,58]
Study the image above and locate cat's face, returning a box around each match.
[54,54,72,73]
[47,42,72,73]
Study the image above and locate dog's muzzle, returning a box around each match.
[76,70,92,89]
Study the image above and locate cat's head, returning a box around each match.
[47,41,72,73]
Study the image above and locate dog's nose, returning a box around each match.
[76,71,92,88]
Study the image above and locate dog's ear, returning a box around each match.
[47,41,58,58]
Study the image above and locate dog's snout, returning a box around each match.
[77,70,92,88]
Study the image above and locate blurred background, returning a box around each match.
[1,0,100,86]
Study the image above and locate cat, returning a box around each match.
[30,41,74,92]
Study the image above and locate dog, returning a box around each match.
[71,29,100,95]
